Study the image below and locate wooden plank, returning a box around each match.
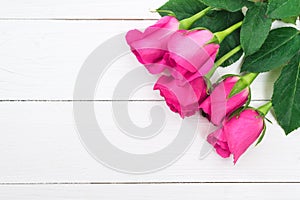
[0,183,299,199]
[0,101,300,183]
[0,0,163,19]
[0,20,285,100]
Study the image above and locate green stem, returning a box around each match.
[205,45,242,79]
[257,101,272,116]
[211,21,243,44]
[205,64,219,80]
[179,7,212,30]
[242,73,259,85]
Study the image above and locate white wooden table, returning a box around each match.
[1,0,300,199]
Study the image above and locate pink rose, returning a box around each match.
[166,29,220,83]
[207,109,264,163]
[126,16,179,74]
[200,76,250,126]
[154,75,207,118]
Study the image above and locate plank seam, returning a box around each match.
[0,182,299,185]
[0,18,158,21]
[0,100,270,102]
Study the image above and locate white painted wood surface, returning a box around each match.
[0,20,280,100]
[0,0,164,19]
[0,102,300,183]
[0,184,299,200]
[1,0,300,199]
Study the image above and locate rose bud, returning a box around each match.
[165,29,220,83]
[126,16,179,74]
[153,75,207,118]
[200,76,250,126]
[207,108,265,164]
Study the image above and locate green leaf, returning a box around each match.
[158,0,244,67]
[241,3,272,56]
[158,0,207,20]
[281,16,298,24]
[267,0,300,19]
[199,0,248,12]
[272,52,300,135]
[241,27,300,73]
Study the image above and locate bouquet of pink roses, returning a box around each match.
[126,0,300,163]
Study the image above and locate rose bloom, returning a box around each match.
[166,29,220,83]
[126,16,179,74]
[200,76,250,126]
[207,108,265,163]
[154,75,207,118]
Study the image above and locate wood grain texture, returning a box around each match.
[0,0,164,19]
[1,1,300,197]
[0,20,284,100]
[0,184,299,199]
[0,102,299,183]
